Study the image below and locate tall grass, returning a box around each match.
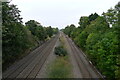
[48,56,72,78]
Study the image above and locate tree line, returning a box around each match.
[2,2,58,71]
[62,2,120,79]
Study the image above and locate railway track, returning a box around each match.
[65,34,103,79]
[3,33,59,80]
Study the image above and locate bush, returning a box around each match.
[54,46,67,56]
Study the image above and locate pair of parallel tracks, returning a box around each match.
[3,34,59,80]
[65,34,103,79]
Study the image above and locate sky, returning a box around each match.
[10,0,119,29]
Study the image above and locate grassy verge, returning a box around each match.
[48,56,72,78]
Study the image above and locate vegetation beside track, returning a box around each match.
[48,35,72,78]
[48,56,72,78]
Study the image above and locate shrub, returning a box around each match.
[54,46,67,56]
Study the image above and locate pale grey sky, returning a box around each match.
[11,0,119,29]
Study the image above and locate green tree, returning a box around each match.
[77,31,88,49]
[53,28,59,34]
[85,16,109,34]
[88,13,99,22]
[25,20,47,41]
[46,26,54,37]
[25,20,40,36]
[78,16,89,31]
[2,2,31,70]
[102,8,117,26]
[63,24,76,37]
[85,33,101,64]
[94,32,118,79]
[114,2,120,79]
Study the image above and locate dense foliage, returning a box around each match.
[54,46,67,56]
[63,2,120,79]
[2,2,58,70]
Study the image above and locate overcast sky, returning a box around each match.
[11,0,119,29]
